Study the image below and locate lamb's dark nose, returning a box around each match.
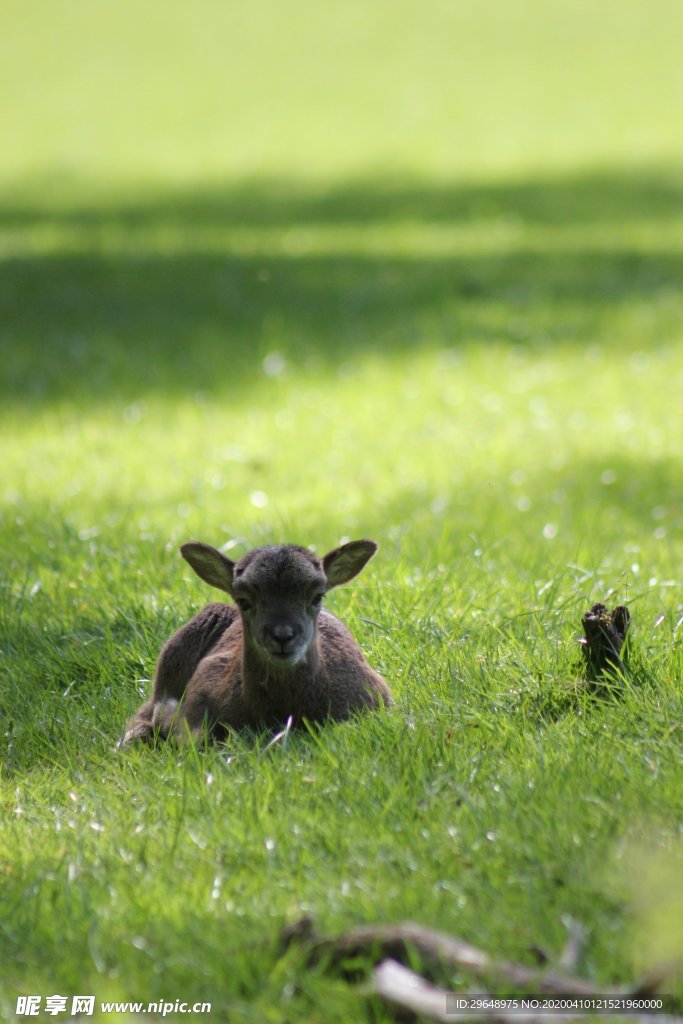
[270,623,296,647]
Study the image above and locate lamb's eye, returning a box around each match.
[311,593,324,608]
[236,598,252,613]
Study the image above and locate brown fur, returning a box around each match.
[119,540,392,746]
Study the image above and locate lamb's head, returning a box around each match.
[180,539,377,667]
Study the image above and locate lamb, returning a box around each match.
[120,538,392,746]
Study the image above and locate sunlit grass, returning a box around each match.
[3,0,683,182]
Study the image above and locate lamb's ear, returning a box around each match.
[180,542,235,595]
[323,539,378,590]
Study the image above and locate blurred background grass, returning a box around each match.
[2,0,683,551]
[3,0,683,184]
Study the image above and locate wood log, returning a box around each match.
[580,603,630,679]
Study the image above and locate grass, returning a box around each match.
[2,0,683,1020]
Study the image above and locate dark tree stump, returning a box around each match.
[580,603,630,679]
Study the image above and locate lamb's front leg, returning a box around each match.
[119,603,238,747]
[152,603,238,703]
[117,699,155,747]
[167,652,251,742]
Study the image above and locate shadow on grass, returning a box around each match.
[3,166,683,228]
[1,167,682,408]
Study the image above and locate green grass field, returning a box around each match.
[2,1,683,1020]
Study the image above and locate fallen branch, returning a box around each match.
[373,960,683,1024]
[372,959,453,1023]
[558,917,586,973]
[282,919,600,994]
